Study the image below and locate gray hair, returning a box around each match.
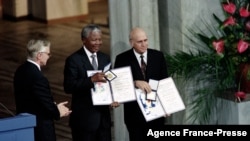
[81,24,102,39]
[27,39,51,59]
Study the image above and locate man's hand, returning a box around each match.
[134,80,151,93]
[57,101,72,117]
[110,102,120,108]
[91,72,107,83]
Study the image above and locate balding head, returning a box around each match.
[129,27,147,41]
[129,27,148,54]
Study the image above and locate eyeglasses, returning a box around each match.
[39,52,52,57]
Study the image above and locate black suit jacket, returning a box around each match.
[63,47,111,131]
[114,48,168,128]
[14,61,60,141]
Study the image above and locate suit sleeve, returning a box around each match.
[63,55,94,94]
[159,52,169,79]
[33,76,60,120]
[114,54,125,68]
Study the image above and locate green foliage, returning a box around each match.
[165,0,250,124]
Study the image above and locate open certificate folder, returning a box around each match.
[87,70,112,105]
[136,89,166,122]
[136,77,185,122]
[87,66,136,105]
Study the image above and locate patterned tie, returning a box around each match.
[91,54,98,70]
[140,55,146,79]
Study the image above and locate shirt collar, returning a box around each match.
[83,46,97,57]
[133,49,147,62]
[27,59,41,71]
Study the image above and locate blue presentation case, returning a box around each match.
[0,113,36,141]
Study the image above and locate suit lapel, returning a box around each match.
[128,49,140,69]
[80,48,108,71]
[79,48,94,70]
[97,53,106,70]
[145,50,152,79]
[128,49,145,80]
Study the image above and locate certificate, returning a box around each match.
[87,66,136,105]
[136,89,165,122]
[110,66,136,103]
[157,77,186,115]
[87,70,113,105]
[136,77,185,121]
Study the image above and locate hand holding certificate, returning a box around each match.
[146,79,158,101]
[87,65,136,105]
[136,89,166,122]
[136,77,185,122]
[87,70,113,105]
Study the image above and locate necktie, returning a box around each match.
[140,55,146,79]
[91,54,98,70]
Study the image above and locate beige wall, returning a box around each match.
[46,0,88,20]
[32,0,88,22]
[2,0,28,18]
[2,0,88,23]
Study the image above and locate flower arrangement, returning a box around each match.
[213,0,250,101]
[165,0,250,124]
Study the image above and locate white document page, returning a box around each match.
[146,79,158,100]
[110,66,136,103]
[103,62,111,72]
[157,77,185,114]
[87,70,113,105]
[136,89,165,122]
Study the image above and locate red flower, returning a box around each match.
[223,16,236,27]
[235,91,246,100]
[222,2,236,14]
[237,40,249,53]
[212,40,224,54]
[239,7,250,17]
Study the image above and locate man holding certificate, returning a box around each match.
[63,24,119,141]
[114,27,169,141]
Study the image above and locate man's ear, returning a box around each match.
[129,40,134,47]
[82,38,87,43]
[36,52,42,60]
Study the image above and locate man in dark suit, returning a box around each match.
[114,27,168,141]
[63,24,119,141]
[13,39,72,141]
